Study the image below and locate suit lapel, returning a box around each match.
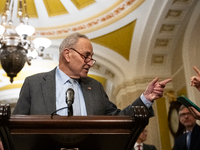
[143,144,147,150]
[42,68,56,114]
[80,78,94,115]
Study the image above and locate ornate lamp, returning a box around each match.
[0,0,51,83]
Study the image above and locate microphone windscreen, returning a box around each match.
[66,88,74,105]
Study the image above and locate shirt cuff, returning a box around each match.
[140,94,153,108]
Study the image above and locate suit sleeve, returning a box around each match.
[118,97,154,117]
[12,77,31,115]
[96,80,154,117]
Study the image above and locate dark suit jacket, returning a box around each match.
[13,68,154,116]
[173,124,200,150]
[133,143,157,150]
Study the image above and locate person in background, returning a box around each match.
[133,128,156,150]
[173,105,200,150]
[13,32,171,117]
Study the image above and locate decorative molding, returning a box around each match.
[173,0,192,4]
[165,90,177,102]
[166,9,186,20]
[160,24,176,33]
[90,63,115,79]
[91,63,101,70]
[32,0,145,39]
[155,39,170,48]
[105,69,115,78]
[152,54,166,64]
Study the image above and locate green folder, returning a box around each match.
[177,95,200,112]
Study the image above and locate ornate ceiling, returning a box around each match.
[0,0,200,105]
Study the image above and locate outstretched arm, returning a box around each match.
[119,77,171,116]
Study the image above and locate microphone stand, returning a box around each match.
[68,105,73,116]
[50,105,73,118]
[51,107,69,118]
[51,88,74,118]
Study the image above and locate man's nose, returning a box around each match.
[87,60,95,66]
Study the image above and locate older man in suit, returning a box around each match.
[133,128,156,150]
[13,32,171,116]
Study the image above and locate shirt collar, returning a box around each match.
[56,66,70,85]
[134,142,143,148]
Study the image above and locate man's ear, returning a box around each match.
[63,49,70,62]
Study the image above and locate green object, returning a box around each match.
[177,95,200,112]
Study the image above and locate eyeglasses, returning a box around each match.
[68,48,96,65]
[179,112,192,117]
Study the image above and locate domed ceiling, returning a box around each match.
[0,0,200,105]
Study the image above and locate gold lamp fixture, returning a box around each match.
[0,0,51,83]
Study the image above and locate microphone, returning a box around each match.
[66,88,74,116]
[50,88,75,118]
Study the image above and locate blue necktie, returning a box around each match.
[69,78,81,115]
[187,131,192,150]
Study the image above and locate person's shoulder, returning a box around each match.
[195,123,200,128]
[174,132,186,142]
[143,143,156,150]
[25,68,55,80]
[82,76,101,83]
[144,143,156,147]
[81,76,103,87]
[193,123,200,133]
[86,76,98,81]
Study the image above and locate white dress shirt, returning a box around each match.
[134,142,143,150]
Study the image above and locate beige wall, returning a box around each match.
[114,79,173,150]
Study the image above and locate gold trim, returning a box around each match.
[35,0,143,31]
[43,0,68,17]
[91,20,136,60]
[26,0,38,18]
[18,0,38,18]
[0,0,6,14]
[36,0,123,30]
[71,0,96,10]
[33,0,145,40]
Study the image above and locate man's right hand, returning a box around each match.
[143,77,171,102]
